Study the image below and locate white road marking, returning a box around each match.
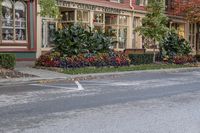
[30,81,85,91]
[75,81,85,90]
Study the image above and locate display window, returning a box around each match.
[77,10,89,22]
[94,13,104,24]
[62,11,75,22]
[118,27,127,49]
[105,14,117,25]
[119,15,128,26]
[105,14,128,49]
[1,0,27,43]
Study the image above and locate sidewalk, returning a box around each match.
[1,61,200,85]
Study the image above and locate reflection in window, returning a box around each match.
[77,10,89,22]
[15,1,26,40]
[119,15,128,25]
[119,27,127,49]
[62,11,75,22]
[2,0,14,40]
[94,13,104,24]
[1,0,27,42]
[105,14,117,25]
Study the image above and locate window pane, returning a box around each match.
[119,27,127,49]
[15,1,26,41]
[105,14,117,25]
[83,11,88,22]
[77,10,82,21]
[94,13,104,23]
[62,11,75,21]
[2,0,14,40]
[119,16,127,25]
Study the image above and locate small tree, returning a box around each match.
[161,30,192,58]
[136,0,169,62]
[39,0,60,18]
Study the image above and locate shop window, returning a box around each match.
[1,0,27,42]
[119,15,128,49]
[139,0,148,6]
[105,14,128,49]
[118,27,127,49]
[119,15,128,26]
[61,10,75,28]
[105,14,117,25]
[189,23,195,48]
[132,17,140,48]
[42,19,56,48]
[94,12,105,31]
[171,23,185,38]
[94,13,104,24]
[62,11,75,22]
[105,25,118,48]
[77,10,89,22]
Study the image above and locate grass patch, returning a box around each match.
[62,64,193,75]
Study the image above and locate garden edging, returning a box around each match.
[0,67,200,86]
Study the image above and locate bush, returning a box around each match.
[35,52,61,67]
[129,54,154,65]
[0,53,16,69]
[173,55,196,64]
[53,24,114,56]
[161,31,192,58]
[36,51,130,68]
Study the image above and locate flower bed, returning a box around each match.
[35,51,131,68]
[172,55,196,64]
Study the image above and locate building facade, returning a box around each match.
[37,0,135,57]
[0,0,37,60]
[0,0,199,60]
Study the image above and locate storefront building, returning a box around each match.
[39,0,199,57]
[38,0,134,56]
[0,0,37,60]
[1,0,200,60]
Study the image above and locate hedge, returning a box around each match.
[129,54,154,65]
[0,53,16,69]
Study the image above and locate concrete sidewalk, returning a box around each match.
[1,61,200,86]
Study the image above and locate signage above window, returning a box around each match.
[57,0,128,14]
[110,0,124,3]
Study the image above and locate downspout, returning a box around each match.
[130,0,134,9]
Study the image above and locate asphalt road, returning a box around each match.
[1,70,200,133]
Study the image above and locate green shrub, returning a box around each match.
[129,54,154,65]
[0,53,16,69]
[53,24,114,56]
[161,31,192,58]
[53,24,86,56]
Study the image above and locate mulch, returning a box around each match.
[0,68,37,79]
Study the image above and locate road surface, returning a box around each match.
[1,70,200,133]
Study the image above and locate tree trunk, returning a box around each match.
[153,39,156,63]
[153,47,156,63]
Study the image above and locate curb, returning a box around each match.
[1,67,200,86]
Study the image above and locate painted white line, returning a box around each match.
[30,84,80,91]
[75,81,85,90]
